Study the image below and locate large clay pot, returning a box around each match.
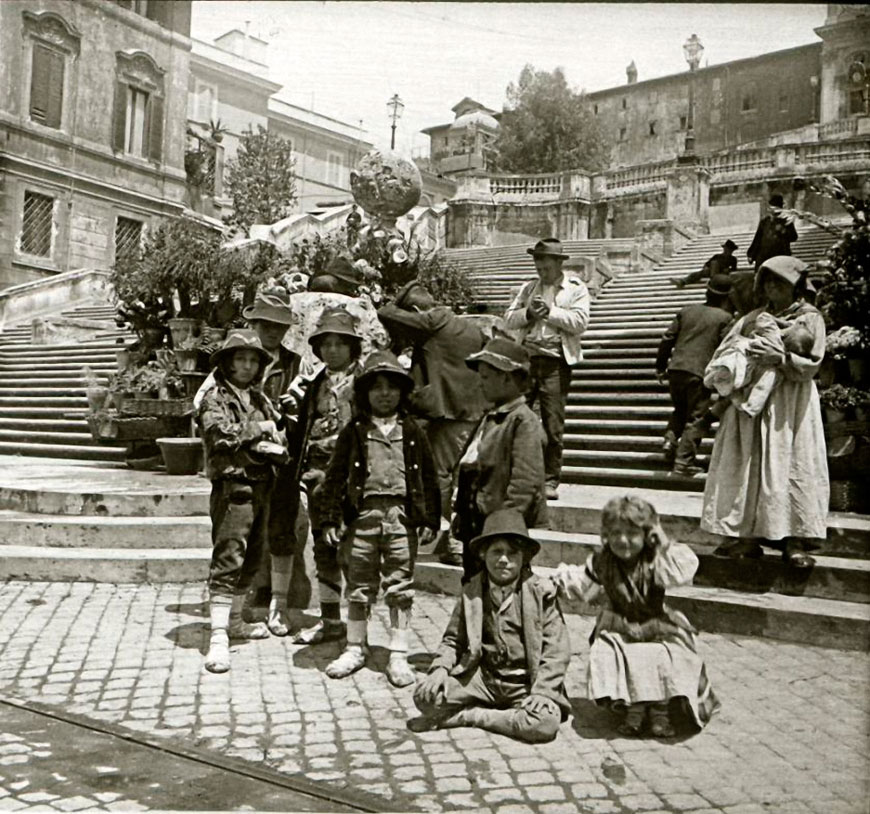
[174,348,199,372]
[157,437,204,476]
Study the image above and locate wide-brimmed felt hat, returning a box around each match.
[722,239,738,252]
[707,274,733,296]
[209,329,271,370]
[758,255,808,288]
[526,238,569,260]
[469,508,541,560]
[353,350,414,396]
[466,337,530,373]
[394,279,429,309]
[242,290,295,325]
[324,255,363,286]
[308,307,362,347]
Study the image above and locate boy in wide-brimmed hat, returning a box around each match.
[671,238,739,289]
[452,337,547,579]
[503,237,590,500]
[278,307,365,644]
[409,508,570,743]
[315,351,440,687]
[196,330,288,674]
[655,274,734,477]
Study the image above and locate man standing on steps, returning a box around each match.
[747,194,798,271]
[504,238,590,501]
[671,239,738,289]
[378,281,488,565]
[655,274,734,477]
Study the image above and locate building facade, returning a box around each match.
[0,0,192,290]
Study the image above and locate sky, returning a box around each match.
[191,2,828,155]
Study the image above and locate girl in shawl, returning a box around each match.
[553,496,720,737]
[701,256,829,568]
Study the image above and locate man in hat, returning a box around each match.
[671,239,739,289]
[378,281,488,565]
[656,274,735,477]
[409,508,570,743]
[747,194,798,272]
[504,238,590,500]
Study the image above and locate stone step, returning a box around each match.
[572,368,659,380]
[0,510,210,548]
[0,544,210,583]
[0,418,90,434]
[563,448,705,471]
[413,560,870,651]
[0,386,93,397]
[0,441,126,460]
[564,418,668,436]
[0,406,89,418]
[563,433,713,453]
[0,375,111,386]
[565,405,672,419]
[0,396,87,408]
[562,464,705,491]
[0,429,104,447]
[567,392,670,405]
[565,379,666,391]
[0,362,116,374]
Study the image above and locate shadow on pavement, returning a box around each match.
[165,601,208,617]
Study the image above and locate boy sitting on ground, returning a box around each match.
[409,508,571,743]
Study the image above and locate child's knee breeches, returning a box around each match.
[343,498,416,608]
[208,478,271,598]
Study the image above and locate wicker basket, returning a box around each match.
[120,397,193,417]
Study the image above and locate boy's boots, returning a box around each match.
[267,555,293,636]
[325,615,368,679]
[386,607,415,688]
[205,597,232,673]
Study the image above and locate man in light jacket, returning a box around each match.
[503,238,590,500]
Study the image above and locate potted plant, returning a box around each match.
[173,335,201,372]
[819,383,862,423]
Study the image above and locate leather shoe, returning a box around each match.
[546,484,559,500]
[672,462,704,478]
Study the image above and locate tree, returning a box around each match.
[492,65,610,174]
[224,125,297,236]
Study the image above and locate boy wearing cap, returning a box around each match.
[454,337,547,579]
[503,238,590,500]
[281,307,365,644]
[377,281,487,565]
[409,508,570,743]
[197,330,288,674]
[671,239,738,289]
[655,274,734,477]
[231,292,310,636]
[317,351,441,687]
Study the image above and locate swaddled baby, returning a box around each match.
[704,312,815,417]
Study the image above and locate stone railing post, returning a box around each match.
[666,162,710,234]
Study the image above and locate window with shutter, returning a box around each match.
[125,86,149,156]
[30,43,65,129]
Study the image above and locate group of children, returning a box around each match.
[196,286,719,742]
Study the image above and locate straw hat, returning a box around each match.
[466,337,531,373]
[209,329,271,370]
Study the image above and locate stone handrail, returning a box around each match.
[796,139,870,167]
[0,268,112,334]
[819,119,859,140]
[489,172,563,197]
[603,161,674,194]
[703,147,776,176]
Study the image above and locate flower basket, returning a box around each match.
[120,397,193,417]
[157,437,204,475]
[87,414,191,442]
[180,371,208,398]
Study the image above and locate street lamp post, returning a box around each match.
[682,34,704,159]
[387,93,404,150]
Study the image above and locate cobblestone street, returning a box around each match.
[0,581,867,813]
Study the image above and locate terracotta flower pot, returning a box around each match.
[157,437,204,476]
[174,348,199,372]
[168,318,200,348]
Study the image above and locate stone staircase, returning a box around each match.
[458,226,839,493]
[0,301,128,463]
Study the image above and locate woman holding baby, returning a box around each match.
[701,255,829,568]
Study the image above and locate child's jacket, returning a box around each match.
[197,374,280,482]
[317,415,441,531]
[429,569,571,717]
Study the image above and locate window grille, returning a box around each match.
[20,191,54,257]
[115,216,143,262]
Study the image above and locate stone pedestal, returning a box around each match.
[666,163,710,234]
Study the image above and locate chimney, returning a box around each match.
[626,61,638,84]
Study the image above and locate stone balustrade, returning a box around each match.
[488,172,564,198]
[819,118,859,140]
[602,161,674,196]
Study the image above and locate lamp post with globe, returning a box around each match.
[682,34,704,160]
[387,93,404,150]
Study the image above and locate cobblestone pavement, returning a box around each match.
[0,581,867,814]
